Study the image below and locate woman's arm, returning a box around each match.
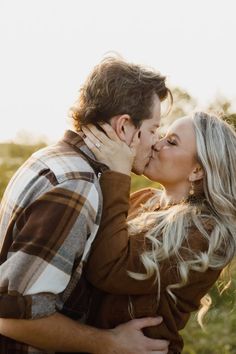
[86,170,157,295]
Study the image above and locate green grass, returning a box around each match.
[181,281,236,354]
[0,142,46,199]
[130,173,161,192]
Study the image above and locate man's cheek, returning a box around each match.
[139,132,148,145]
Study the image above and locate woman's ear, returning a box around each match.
[110,114,137,145]
[189,164,204,182]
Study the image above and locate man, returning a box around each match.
[0,57,172,353]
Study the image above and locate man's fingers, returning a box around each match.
[132,316,163,330]
[132,317,169,352]
[146,338,169,351]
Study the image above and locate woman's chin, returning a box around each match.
[143,168,159,182]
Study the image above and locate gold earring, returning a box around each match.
[189,181,195,196]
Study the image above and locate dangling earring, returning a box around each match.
[189,181,195,196]
[188,180,205,205]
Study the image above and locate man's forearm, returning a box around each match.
[0,312,110,353]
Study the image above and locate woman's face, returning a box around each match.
[144,117,199,186]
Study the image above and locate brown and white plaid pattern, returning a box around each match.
[0,130,104,353]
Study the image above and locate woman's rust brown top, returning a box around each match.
[85,171,222,354]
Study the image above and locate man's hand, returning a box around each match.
[0,313,169,354]
[99,317,169,354]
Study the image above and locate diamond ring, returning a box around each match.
[95,142,101,149]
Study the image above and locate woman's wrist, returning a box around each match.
[101,170,131,182]
[110,167,131,176]
[100,171,131,200]
[104,161,132,175]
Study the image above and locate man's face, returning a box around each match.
[132,94,161,175]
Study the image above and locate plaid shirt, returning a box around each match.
[0,130,106,353]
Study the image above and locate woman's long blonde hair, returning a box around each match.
[128,112,236,325]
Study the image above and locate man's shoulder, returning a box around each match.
[2,141,101,210]
[27,141,97,185]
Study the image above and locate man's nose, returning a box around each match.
[152,132,160,147]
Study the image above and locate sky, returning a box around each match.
[0,0,235,143]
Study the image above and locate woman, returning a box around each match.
[82,112,236,353]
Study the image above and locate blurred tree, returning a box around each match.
[14,130,50,145]
[163,86,197,125]
[8,142,46,160]
[207,95,236,129]
[0,142,46,199]
[207,95,232,115]
[225,114,236,129]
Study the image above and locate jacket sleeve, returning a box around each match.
[85,171,221,298]
[0,179,100,319]
[85,171,157,295]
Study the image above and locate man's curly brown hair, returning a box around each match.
[70,56,172,131]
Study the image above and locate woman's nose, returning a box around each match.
[152,139,162,152]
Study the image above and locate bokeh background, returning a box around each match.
[0,1,236,352]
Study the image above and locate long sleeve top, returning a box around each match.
[0,130,107,354]
[85,171,222,354]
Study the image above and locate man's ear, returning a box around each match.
[110,114,137,145]
[189,163,204,182]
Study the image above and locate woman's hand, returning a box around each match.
[82,123,140,175]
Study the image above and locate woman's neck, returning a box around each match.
[159,185,190,208]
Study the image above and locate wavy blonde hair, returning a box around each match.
[128,112,236,326]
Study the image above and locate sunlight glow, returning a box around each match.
[0,0,235,142]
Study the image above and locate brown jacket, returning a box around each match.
[85,171,222,353]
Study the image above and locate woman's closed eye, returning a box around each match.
[167,139,177,146]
